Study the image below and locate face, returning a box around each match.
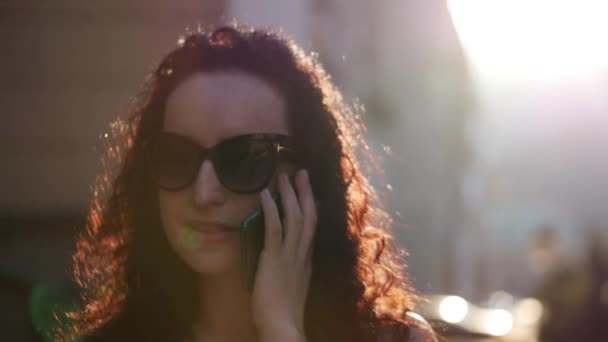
[158,70,292,275]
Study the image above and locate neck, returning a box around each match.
[193,270,258,342]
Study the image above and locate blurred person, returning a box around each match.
[54,25,436,342]
[509,225,569,297]
[531,225,588,341]
[527,225,570,276]
[562,227,608,340]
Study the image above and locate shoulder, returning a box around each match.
[377,312,437,342]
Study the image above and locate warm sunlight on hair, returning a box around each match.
[448,0,608,80]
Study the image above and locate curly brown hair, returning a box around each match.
[58,24,420,342]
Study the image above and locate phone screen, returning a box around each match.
[240,192,284,291]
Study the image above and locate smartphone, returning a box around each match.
[240,192,284,291]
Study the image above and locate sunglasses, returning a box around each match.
[144,132,296,193]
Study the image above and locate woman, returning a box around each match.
[58,25,436,342]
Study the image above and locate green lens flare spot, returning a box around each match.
[29,284,82,342]
[180,224,202,250]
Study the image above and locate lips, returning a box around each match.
[186,220,239,233]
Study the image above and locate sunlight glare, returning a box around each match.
[448,0,608,80]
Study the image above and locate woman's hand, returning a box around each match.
[252,169,317,342]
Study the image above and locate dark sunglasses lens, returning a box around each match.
[214,137,276,193]
[148,135,200,190]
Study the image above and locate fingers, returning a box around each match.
[280,172,304,258]
[294,170,317,261]
[261,169,318,261]
[260,188,282,254]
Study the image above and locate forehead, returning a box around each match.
[163,71,289,146]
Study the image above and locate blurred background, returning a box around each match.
[1,0,607,341]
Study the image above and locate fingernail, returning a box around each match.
[260,188,269,199]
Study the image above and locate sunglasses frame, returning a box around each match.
[143,132,296,193]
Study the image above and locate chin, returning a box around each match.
[180,249,241,275]
[162,221,242,275]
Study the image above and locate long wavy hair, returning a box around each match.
[58,25,419,342]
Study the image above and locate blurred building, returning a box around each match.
[450,0,608,300]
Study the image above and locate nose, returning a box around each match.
[192,159,226,207]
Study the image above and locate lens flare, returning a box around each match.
[514,298,543,325]
[448,0,608,80]
[483,309,513,336]
[439,296,469,323]
[179,224,202,250]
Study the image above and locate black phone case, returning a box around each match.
[240,192,283,291]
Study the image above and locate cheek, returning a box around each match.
[157,191,183,234]
[235,195,263,222]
